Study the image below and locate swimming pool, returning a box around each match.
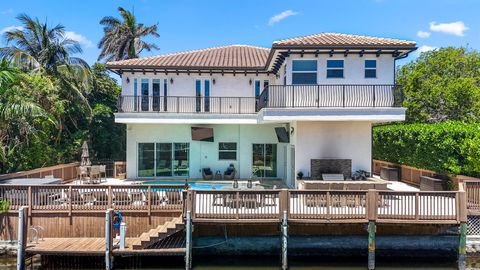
[139,180,263,190]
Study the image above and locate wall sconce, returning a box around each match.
[170,78,174,84]
[126,77,130,84]
[275,74,280,79]
[212,78,216,85]
[249,79,252,85]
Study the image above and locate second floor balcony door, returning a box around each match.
[195,79,211,112]
[152,79,161,111]
[141,79,149,111]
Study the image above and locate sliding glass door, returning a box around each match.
[138,143,155,177]
[252,144,277,177]
[138,143,189,177]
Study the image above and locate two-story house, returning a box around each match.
[106,32,416,187]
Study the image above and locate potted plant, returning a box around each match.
[297,171,304,180]
[352,170,369,180]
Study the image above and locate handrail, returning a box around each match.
[117,84,404,114]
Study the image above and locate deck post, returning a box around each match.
[281,210,288,270]
[367,189,377,270]
[105,208,113,270]
[16,206,28,270]
[185,210,192,270]
[119,222,127,250]
[458,189,467,270]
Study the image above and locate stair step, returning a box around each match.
[132,217,185,250]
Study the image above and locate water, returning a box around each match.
[2,255,479,269]
[140,180,267,190]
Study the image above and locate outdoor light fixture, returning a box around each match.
[212,78,216,85]
[170,78,174,84]
[249,79,252,85]
[126,77,130,84]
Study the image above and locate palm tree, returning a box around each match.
[0,14,89,74]
[98,7,160,62]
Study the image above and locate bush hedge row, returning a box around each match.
[373,121,480,178]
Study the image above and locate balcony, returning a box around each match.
[116,84,403,114]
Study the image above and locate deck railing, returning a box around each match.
[258,84,403,109]
[116,85,403,114]
[1,186,467,224]
[185,189,466,224]
[117,96,257,114]
[0,184,185,214]
[0,163,80,182]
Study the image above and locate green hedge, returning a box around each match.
[373,122,480,178]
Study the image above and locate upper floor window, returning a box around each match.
[326,60,344,78]
[365,60,377,78]
[292,60,317,85]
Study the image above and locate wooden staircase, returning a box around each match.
[131,216,184,250]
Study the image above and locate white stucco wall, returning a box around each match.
[294,121,372,178]
[121,73,273,97]
[284,54,395,85]
[126,123,288,180]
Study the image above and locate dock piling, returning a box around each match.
[281,210,288,270]
[458,222,467,270]
[185,210,192,270]
[16,206,28,270]
[120,222,127,250]
[105,209,113,270]
[367,221,376,270]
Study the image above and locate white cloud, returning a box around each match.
[0,25,23,34]
[416,45,438,56]
[65,31,93,48]
[429,21,468,36]
[268,10,299,26]
[417,30,431,38]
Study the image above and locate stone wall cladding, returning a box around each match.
[311,159,352,179]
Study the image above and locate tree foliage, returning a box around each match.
[0,15,125,174]
[98,7,160,62]
[373,122,480,177]
[397,47,480,123]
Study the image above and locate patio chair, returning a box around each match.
[90,166,101,184]
[68,189,84,205]
[165,190,182,205]
[113,191,131,206]
[76,167,88,181]
[99,165,107,182]
[130,191,145,206]
[223,165,236,180]
[202,168,213,180]
[92,190,109,206]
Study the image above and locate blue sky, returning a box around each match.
[0,0,478,66]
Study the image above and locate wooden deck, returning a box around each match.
[26,234,186,256]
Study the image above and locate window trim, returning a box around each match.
[326,59,345,79]
[291,59,318,85]
[364,59,377,79]
[218,142,237,161]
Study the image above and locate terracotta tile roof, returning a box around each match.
[106,45,270,70]
[273,32,416,48]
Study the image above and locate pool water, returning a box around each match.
[140,180,233,190]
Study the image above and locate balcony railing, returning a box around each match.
[117,96,257,114]
[116,85,403,114]
[258,84,403,110]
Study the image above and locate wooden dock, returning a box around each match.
[26,235,186,256]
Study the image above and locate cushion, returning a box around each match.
[203,168,212,175]
[225,168,234,175]
[322,174,345,181]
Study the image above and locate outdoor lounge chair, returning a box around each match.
[99,165,107,182]
[165,191,182,205]
[113,191,131,206]
[202,168,213,180]
[130,191,145,205]
[223,165,236,180]
[89,166,101,184]
[91,190,109,205]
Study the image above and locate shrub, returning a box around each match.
[373,121,480,177]
[0,199,9,213]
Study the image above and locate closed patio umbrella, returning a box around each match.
[81,141,91,166]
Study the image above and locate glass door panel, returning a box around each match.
[174,143,189,176]
[138,143,155,177]
[195,80,201,112]
[156,143,172,177]
[204,80,210,112]
[252,144,265,177]
[252,144,277,177]
[141,79,149,111]
[163,79,168,111]
[264,144,277,177]
[152,79,160,111]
